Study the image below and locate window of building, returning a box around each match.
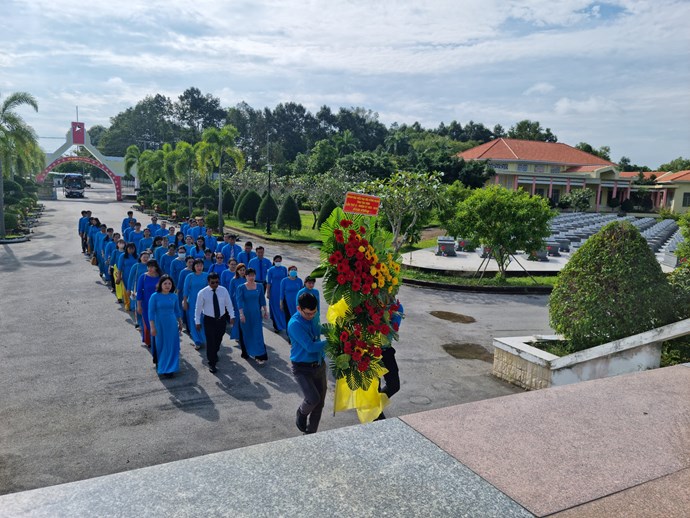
[535,188,545,197]
[551,189,560,204]
[535,165,545,173]
[683,193,690,207]
[551,166,560,174]
[517,163,529,172]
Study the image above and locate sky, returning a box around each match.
[1,0,688,168]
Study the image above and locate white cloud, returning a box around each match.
[554,96,622,115]
[524,82,556,96]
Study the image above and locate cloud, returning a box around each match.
[554,96,622,115]
[524,82,556,96]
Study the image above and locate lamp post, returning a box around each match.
[266,132,272,234]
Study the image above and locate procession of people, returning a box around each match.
[78,208,403,433]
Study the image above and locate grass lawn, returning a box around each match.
[402,267,558,288]
[224,211,322,242]
[399,238,437,254]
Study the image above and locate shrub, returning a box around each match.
[191,208,205,218]
[550,221,675,351]
[237,190,262,225]
[234,189,248,217]
[658,207,680,221]
[621,198,634,212]
[196,183,215,198]
[3,212,19,232]
[197,196,215,210]
[276,195,302,235]
[205,211,223,233]
[317,197,338,229]
[175,205,190,219]
[257,193,279,226]
[222,190,235,215]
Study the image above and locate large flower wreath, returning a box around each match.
[312,207,403,421]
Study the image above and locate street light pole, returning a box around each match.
[266,132,272,234]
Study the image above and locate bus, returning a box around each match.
[63,173,86,198]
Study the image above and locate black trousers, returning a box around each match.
[380,347,400,398]
[203,315,226,367]
[291,361,327,433]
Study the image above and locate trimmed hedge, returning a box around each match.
[276,195,301,235]
[549,221,675,351]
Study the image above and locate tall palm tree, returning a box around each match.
[332,129,360,156]
[0,91,39,237]
[173,141,196,216]
[124,144,141,180]
[200,125,245,233]
[161,143,177,207]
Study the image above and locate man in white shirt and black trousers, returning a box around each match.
[195,272,234,373]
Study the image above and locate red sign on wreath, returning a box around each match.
[343,192,381,216]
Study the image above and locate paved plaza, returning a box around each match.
[0,183,554,496]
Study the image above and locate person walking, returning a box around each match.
[117,243,138,311]
[195,273,234,373]
[227,263,246,345]
[248,246,271,291]
[183,259,208,350]
[136,259,162,349]
[236,267,268,363]
[376,300,404,421]
[148,275,184,377]
[265,255,287,332]
[288,292,328,434]
[280,265,303,327]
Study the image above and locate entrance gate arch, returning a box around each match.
[36,122,136,201]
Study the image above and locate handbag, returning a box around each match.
[91,256,98,266]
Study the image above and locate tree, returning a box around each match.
[362,170,443,253]
[0,91,39,238]
[658,156,690,172]
[173,141,196,216]
[234,189,248,217]
[257,193,280,231]
[98,94,178,155]
[316,197,338,229]
[437,181,473,236]
[560,188,593,212]
[507,120,558,142]
[174,87,226,143]
[87,125,107,147]
[276,194,302,235]
[575,142,611,161]
[332,129,360,156]
[618,156,651,172]
[237,190,262,226]
[222,190,235,215]
[550,221,675,351]
[123,144,140,180]
[199,125,245,233]
[452,185,554,279]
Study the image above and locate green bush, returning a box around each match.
[205,211,224,233]
[197,196,215,210]
[191,208,205,218]
[175,205,190,219]
[222,190,235,215]
[550,221,675,351]
[276,195,302,235]
[257,193,279,226]
[3,212,19,231]
[234,189,248,217]
[317,197,338,229]
[196,183,215,198]
[658,207,680,221]
[237,190,262,226]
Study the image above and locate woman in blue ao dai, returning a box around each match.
[148,275,184,377]
[265,255,287,332]
[137,260,161,348]
[183,259,208,349]
[227,263,246,342]
[236,268,269,363]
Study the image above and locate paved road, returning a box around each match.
[0,183,553,495]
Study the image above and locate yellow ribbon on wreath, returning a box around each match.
[334,361,389,423]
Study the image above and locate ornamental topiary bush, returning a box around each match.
[276,195,302,235]
[549,221,675,351]
[237,190,262,226]
[316,197,338,229]
[257,193,279,226]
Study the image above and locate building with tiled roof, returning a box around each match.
[458,139,670,212]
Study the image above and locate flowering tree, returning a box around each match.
[361,170,442,252]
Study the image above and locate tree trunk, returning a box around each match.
[0,160,5,237]
[187,170,193,216]
[217,157,223,234]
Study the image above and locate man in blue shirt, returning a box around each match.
[204,227,218,253]
[121,210,136,234]
[147,216,162,236]
[288,292,327,434]
[248,246,272,289]
[220,234,242,263]
[237,241,256,266]
[78,210,91,254]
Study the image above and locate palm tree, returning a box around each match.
[332,129,360,156]
[0,91,39,237]
[161,143,177,207]
[124,144,140,180]
[173,141,196,216]
[200,125,245,233]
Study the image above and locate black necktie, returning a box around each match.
[212,289,220,319]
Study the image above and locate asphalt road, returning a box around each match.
[0,183,553,495]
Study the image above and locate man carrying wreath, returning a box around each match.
[288,292,328,434]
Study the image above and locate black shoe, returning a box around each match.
[209,365,218,373]
[241,353,249,359]
[375,412,386,421]
[296,410,308,433]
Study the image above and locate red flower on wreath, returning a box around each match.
[392,322,399,332]
[359,226,366,234]
[366,324,377,334]
[380,325,390,336]
[336,274,347,285]
[340,330,349,342]
[340,219,353,228]
[334,229,344,243]
[352,349,363,362]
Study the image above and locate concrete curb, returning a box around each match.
[0,236,31,244]
[221,224,321,245]
[402,277,553,294]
